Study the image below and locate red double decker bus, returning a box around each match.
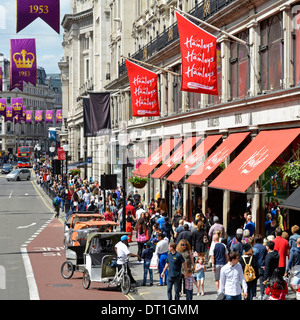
[17,146,34,168]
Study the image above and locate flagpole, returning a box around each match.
[172,6,248,47]
[121,55,180,77]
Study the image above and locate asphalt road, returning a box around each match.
[0,172,52,300]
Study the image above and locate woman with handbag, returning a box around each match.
[176,239,195,296]
[191,220,208,263]
[135,218,148,262]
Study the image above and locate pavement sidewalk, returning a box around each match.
[35,181,297,301]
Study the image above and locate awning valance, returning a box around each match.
[209,128,300,193]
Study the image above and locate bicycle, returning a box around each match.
[110,259,131,295]
[82,257,131,295]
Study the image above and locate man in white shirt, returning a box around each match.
[219,251,248,300]
[135,203,145,220]
[114,235,140,286]
[155,233,169,286]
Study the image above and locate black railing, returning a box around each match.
[119,0,236,76]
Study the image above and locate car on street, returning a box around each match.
[6,169,31,181]
[1,164,13,174]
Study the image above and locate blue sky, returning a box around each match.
[0,0,71,74]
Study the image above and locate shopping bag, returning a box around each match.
[149,252,158,270]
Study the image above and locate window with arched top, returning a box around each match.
[259,13,284,92]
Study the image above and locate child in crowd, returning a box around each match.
[265,268,289,300]
[141,241,154,286]
[185,268,196,300]
[195,256,206,296]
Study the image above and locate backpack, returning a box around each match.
[242,256,256,282]
[53,197,59,206]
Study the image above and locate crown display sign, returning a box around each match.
[56,109,62,123]
[26,110,33,123]
[10,38,37,92]
[12,97,23,117]
[0,98,6,117]
[17,0,60,34]
[35,110,43,123]
[19,105,27,123]
[5,106,13,123]
[46,110,53,124]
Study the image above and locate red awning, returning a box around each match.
[166,135,222,183]
[151,136,202,179]
[133,138,182,177]
[185,132,250,186]
[209,128,300,193]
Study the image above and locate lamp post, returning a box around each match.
[63,144,70,211]
[63,144,69,184]
[118,131,130,232]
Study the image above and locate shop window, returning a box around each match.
[173,65,182,113]
[293,4,300,86]
[230,31,249,99]
[208,43,222,105]
[259,13,283,92]
[188,91,201,109]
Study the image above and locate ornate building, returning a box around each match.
[61,0,300,232]
[0,53,60,154]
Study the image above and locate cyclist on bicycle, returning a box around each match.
[115,235,140,286]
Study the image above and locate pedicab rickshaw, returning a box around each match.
[81,231,131,295]
[64,211,103,231]
[61,220,118,279]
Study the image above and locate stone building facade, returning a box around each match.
[0,54,59,154]
[61,0,300,232]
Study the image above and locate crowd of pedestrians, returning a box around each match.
[33,163,300,301]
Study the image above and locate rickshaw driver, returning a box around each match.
[114,235,141,287]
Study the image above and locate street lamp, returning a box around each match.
[118,132,130,232]
[63,144,70,211]
[63,144,70,182]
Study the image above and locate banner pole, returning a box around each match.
[121,55,180,77]
[172,6,248,47]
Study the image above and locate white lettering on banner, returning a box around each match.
[205,147,229,170]
[135,96,158,108]
[133,75,155,86]
[177,11,218,95]
[185,64,215,82]
[185,49,214,67]
[126,58,160,117]
[149,151,162,165]
[132,75,158,110]
[184,35,214,53]
[239,146,269,175]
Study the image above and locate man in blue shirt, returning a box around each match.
[209,234,229,292]
[253,234,267,299]
[157,211,167,229]
[244,214,255,236]
[161,242,187,300]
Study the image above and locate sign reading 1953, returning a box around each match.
[29,5,49,14]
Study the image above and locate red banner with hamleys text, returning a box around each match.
[176,12,218,95]
[126,59,160,117]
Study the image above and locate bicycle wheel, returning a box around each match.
[120,274,131,295]
[82,269,91,289]
[61,261,74,279]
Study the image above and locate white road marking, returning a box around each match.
[21,247,40,300]
[9,190,13,198]
[17,223,37,230]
